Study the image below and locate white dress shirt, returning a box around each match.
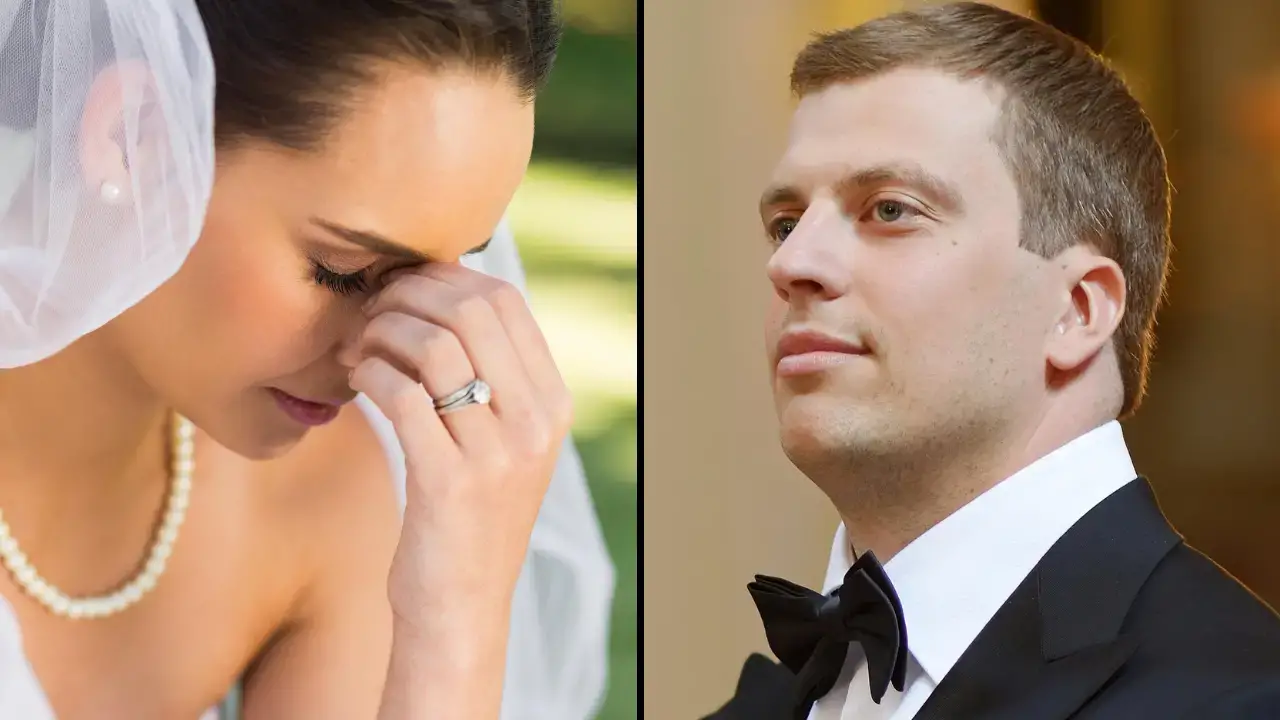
[809,421,1138,720]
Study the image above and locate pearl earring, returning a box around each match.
[99,181,123,204]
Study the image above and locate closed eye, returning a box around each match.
[310,260,372,297]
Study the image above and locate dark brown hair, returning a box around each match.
[792,1,1171,417]
[197,0,562,151]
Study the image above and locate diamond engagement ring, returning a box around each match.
[433,378,493,414]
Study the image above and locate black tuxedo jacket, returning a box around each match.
[703,478,1280,719]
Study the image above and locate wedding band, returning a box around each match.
[433,378,492,415]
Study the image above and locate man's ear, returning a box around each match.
[1046,249,1126,373]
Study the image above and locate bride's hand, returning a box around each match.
[349,262,573,633]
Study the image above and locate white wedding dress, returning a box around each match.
[0,222,616,720]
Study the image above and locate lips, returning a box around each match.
[269,388,348,427]
[776,330,868,360]
[775,329,869,377]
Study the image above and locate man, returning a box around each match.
[706,3,1280,719]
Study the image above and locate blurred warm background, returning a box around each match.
[508,2,635,718]
[644,0,1280,717]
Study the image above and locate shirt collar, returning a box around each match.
[820,420,1137,686]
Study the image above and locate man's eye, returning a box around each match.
[870,200,917,223]
[769,218,798,243]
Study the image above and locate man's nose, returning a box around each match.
[766,206,853,303]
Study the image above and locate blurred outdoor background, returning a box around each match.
[646,0,1280,717]
[509,2,636,718]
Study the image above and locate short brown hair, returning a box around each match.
[791,1,1171,418]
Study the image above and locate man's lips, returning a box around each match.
[775,330,869,376]
[777,330,868,359]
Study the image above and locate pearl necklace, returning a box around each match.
[0,413,194,620]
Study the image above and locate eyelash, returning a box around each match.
[310,260,372,297]
[766,199,923,244]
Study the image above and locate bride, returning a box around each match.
[0,0,614,718]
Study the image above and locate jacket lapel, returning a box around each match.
[701,653,797,720]
[914,478,1181,720]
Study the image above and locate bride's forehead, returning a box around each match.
[325,67,533,161]
[309,71,531,192]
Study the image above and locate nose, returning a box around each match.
[334,309,368,372]
[766,204,852,304]
[336,333,362,372]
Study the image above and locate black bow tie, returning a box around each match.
[748,550,909,717]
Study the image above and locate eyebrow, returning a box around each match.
[759,162,966,217]
[310,217,492,263]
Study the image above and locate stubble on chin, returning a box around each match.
[780,404,977,518]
